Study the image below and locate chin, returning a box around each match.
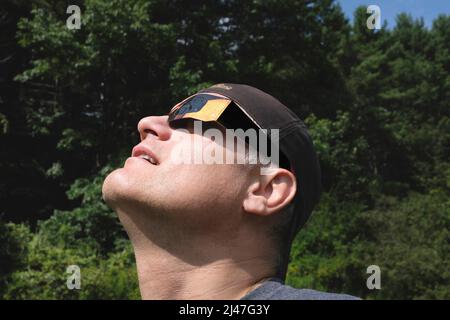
[102,168,133,209]
[102,167,157,216]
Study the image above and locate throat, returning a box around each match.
[134,251,274,300]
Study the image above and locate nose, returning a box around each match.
[137,115,171,141]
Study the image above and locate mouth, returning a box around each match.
[131,145,159,165]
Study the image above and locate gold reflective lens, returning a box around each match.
[168,94,232,123]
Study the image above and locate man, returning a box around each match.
[102,83,358,300]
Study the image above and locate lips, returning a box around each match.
[131,145,159,165]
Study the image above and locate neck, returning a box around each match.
[135,251,273,299]
[119,209,276,300]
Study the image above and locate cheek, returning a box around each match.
[164,164,247,207]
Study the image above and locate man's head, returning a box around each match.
[102,84,321,280]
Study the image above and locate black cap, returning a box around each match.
[197,83,322,278]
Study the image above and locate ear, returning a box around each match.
[242,168,297,216]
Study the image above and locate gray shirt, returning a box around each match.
[240,278,360,300]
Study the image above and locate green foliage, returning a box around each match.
[306,112,373,200]
[2,236,139,299]
[39,165,125,253]
[0,221,32,293]
[287,191,450,299]
[362,192,450,299]
[287,195,371,296]
[1,165,139,299]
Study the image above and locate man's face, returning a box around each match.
[102,115,258,234]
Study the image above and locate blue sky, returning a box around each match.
[336,0,450,28]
